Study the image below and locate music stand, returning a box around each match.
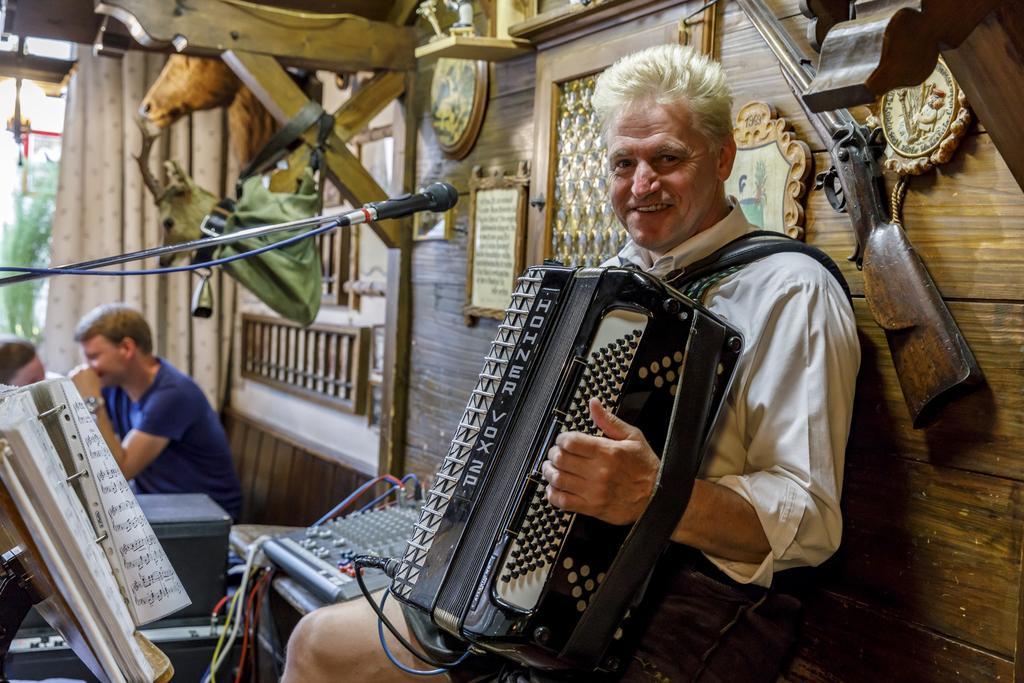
[0,487,173,683]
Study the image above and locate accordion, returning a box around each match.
[391,265,742,672]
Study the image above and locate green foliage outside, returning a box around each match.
[0,160,57,341]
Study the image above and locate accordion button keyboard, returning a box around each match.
[495,319,647,611]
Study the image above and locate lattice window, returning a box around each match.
[549,74,625,267]
[241,314,369,414]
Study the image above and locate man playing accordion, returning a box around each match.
[283,44,859,683]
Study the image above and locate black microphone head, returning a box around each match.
[425,182,459,211]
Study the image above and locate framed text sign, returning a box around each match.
[465,162,530,323]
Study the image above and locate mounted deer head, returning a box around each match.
[135,118,218,266]
[139,54,277,166]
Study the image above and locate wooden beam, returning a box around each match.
[942,3,1024,192]
[379,68,417,479]
[333,71,406,142]
[267,71,404,196]
[386,0,422,26]
[95,0,415,72]
[221,50,400,247]
[0,53,75,84]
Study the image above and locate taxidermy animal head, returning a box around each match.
[139,54,277,166]
[135,120,218,266]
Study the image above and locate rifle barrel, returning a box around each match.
[735,0,854,135]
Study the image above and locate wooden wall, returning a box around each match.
[224,408,370,527]
[404,52,538,477]
[402,1,1024,679]
[721,2,1024,679]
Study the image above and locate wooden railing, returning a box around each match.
[318,229,351,306]
[224,408,371,526]
[241,314,369,414]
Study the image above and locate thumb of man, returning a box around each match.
[588,398,635,441]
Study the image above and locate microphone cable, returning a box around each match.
[0,218,341,280]
[352,555,472,676]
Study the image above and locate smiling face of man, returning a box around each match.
[606,100,736,258]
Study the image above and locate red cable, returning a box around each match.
[211,595,230,618]
[250,572,272,678]
[234,572,266,683]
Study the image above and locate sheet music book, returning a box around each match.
[0,378,190,682]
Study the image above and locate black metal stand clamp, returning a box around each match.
[0,546,43,683]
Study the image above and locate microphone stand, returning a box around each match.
[0,207,373,287]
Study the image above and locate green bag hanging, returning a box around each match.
[213,168,322,326]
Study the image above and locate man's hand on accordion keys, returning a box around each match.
[542,397,660,526]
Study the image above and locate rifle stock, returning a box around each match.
[737,0,983,427]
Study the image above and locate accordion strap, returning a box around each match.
[666,230,852,305]
[562,311,730,670]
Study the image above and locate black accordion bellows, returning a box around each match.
[391,264,742,672]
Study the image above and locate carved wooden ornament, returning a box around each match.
[879,57,971,176]
[724,101,811,240]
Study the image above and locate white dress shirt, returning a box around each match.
[606,202,860,586]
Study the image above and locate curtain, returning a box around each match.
[43,49,237,408]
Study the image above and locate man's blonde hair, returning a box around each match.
[74,303,154,355]
[592,44,733,144]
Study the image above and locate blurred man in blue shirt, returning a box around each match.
[70,303,242,519]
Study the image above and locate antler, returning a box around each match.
[134,116,165,202]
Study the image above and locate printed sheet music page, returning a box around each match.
[0,388,153,682]
[30,378,190,625]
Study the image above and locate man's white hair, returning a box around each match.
[592,44,733,144]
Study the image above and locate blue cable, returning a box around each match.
[358,483,402,512]
[312,476,396,526]
[358,473,421,512]
[376,589,472,676]
[0,218,341,279]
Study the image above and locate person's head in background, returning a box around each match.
[0,335,45,386]
[73,303,156,389]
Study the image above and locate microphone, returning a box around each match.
[365,182,459,221]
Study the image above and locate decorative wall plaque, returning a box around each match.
[724,101,812,239]
[465,162,529,323]
[430,58,489,160]
[879,57,971,177]
[866,56,971,227]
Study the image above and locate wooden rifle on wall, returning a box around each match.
[736,0,983,427]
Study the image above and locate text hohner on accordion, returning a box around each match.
[391,265,742,672]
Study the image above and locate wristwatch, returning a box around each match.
[84,395,105,415]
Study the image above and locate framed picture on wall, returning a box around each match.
[464,162,530,323]
[413,205,457,241]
